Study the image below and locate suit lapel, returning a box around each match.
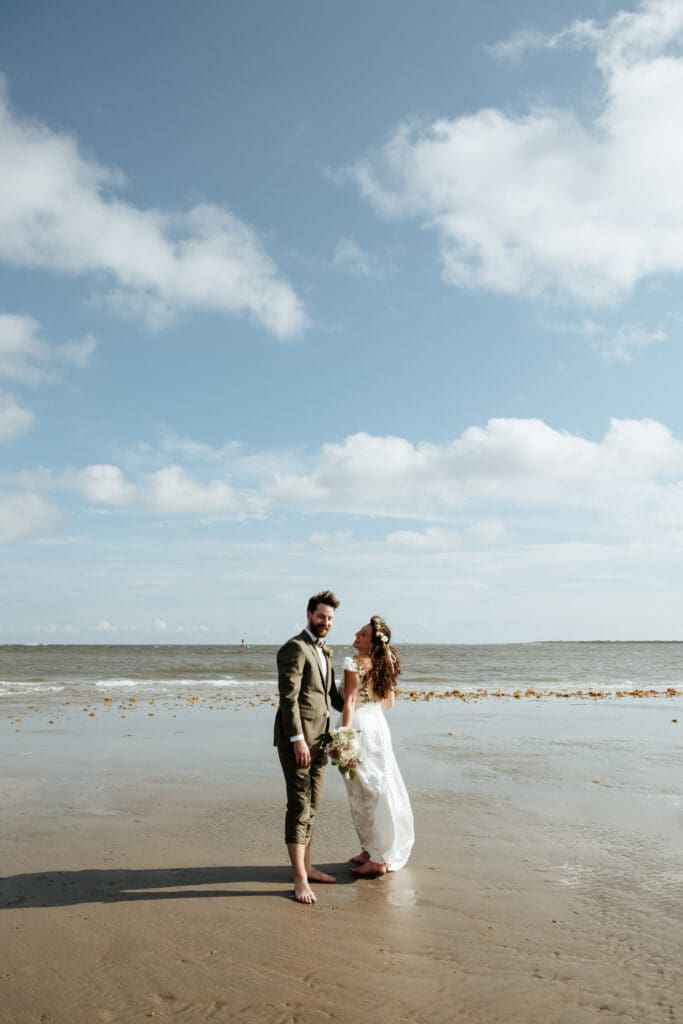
[300,631,326,687]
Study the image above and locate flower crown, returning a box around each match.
[371,617,389,645]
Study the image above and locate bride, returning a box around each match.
[339,615,414,876]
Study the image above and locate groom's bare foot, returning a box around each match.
[350,850,370,864]
[306,866,336,883]
[292,875,316,903]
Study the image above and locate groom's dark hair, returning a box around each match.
[307,590,340,613]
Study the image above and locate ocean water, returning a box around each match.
[0,642,681,706]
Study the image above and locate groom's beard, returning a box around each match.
[309,624,330,639]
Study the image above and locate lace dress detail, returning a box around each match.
[353,658,372,704]
[338,656,414,871]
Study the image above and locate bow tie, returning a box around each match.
[315,639,325,648]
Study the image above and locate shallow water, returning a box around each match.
[1,641,682,706]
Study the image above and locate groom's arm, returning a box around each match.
[277,640,306,740]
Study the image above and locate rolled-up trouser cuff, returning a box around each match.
[278,740,327,844]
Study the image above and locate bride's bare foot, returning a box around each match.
[306,866,336,884]
[351,860,387,877]
[350,850,370,864]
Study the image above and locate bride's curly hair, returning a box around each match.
[367,615,401,700]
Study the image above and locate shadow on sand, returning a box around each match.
[0,863,357,909]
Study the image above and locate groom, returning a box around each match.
[274,590,344,904]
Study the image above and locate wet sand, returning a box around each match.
[1,694,681,1023]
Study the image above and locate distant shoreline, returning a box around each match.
[2,638,683,648]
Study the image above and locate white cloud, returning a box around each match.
[0,79,306,339]
[144,465,245,516]
[465,519,509,544]
[66,459,261,519]
[387,520,507,551]
[388,527,463,549]
[32,623,80,634]
[70,464,137,506]
[0,312,97,376]
[347,0,683,306]
[157,430,240,463]
[485,19,600,61]
[95,620,138,633]
[154,617,168,632]
[43,417,683,543]
[310,529,354,544]
[598,323,667,362]
[58,333,97,368]
[269,418,683,523]
[0,312,49,383]
[0,390,34,441]
[545,316,668,362]
[0,313,97,436]
[0,492,62,542]
[332,238,385,279]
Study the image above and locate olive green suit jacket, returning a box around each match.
[273,631,344,747]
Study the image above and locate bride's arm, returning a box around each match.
[381,689,395,710]
[342,670,360,727]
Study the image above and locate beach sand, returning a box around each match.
[1,693,681,1023]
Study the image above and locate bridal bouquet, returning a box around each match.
[325,727,362,780]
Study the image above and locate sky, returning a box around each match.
[2,0,683,644]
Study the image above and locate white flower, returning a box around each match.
[325,727,362,779]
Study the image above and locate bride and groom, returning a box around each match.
[273,590,414,904]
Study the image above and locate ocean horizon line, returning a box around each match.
[2,639,683,648]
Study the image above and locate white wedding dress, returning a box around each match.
[338,656,414,871]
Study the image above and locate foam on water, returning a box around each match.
[0,682,65,695]
[94,676,263,691]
